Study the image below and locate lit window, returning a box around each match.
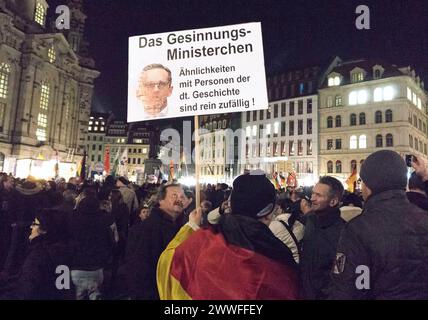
[359,135,367,149]
[252,125,257,136]
[349,92,357,105]
[327,96,333,107]
[334,76,340,86]
[0,63,10,99]
[274,122,279,135]
[117,139,120,143]
[34,2,46,26]
[100,127,104,131]
[36,83,50,141]
[266,123,271,135]
[328,76,340,86]
[143,148,147,154]
[48,45,56,63]
[417,98,422,110]
[407,87,412,101]
[121,138,125,143]
[413,93,417,105]
[88,127,91,131]
[357,90,367,104]
[246,126,251,137]
[350,135,357,149]
[95,121,99,125]
[383,86,394,101]
[328,77,334,86]
[374,87,383,102]
[89,121,93,125]
[94,127,98,131]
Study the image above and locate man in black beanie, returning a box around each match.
[329,150,428,299]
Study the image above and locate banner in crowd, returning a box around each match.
[128,22,268,122]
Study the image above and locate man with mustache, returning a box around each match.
[124,183,186,299]
[135,63,173,119]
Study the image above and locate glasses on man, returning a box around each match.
[31,222,41,227]
[142,81,171,89]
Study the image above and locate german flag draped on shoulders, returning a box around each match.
[157,172,300,300]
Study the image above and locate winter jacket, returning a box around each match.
[339,206,363,222]
[406,191,428,211]
[300,207,345,299]
[124,206,182,299]
[329,190,428,299]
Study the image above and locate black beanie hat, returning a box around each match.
[360,150,407,195]
[230,172,276,219]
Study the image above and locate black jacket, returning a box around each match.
[406,191,428,211]
[124,206,182,299]
[68,212,114,271]
[300,207,345,299]
[1,235,72,300]
[329,190,428,299]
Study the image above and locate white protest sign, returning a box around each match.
[128,22,268,122]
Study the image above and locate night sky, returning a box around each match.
[48,0,428,118]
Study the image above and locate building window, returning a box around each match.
[298,100,303,114]
[386,134,393,147]
[419,119,422,130]
[351,72,364,83]
[259,110,264,120]
[375,111,382,124]
[266,123,271,135]
[359,113,366,125]
[385,109,393,122]
[281,121,286,136]
[376,134,383,148]
[418,98,422,110]
[350,135,357,149]
[299,83,305,95]
[335,139,342,150]
[407,87,412,101]
[327,116,333,128]
[307,119,312,134]
[289,121,294,136]
[91,155,95,162]
[327,96,333,107]
[0,63,10,99]
[327,161,333,173]
[246,111,250,122]
[409,135,413,148]
[281,141,286,156]
[374,69,381,79]
[289,141,295,156]
[289,101,295,116]
[34,1,46,26]
[92,144,96,151]
[298,140,303,156]
[274,122,279,137]
[48,45,56,63]
[274,104,278,117]
[374,87,383,102]
[253,110,257,121]
[349,92,357,105]
[335,95,342,106]
[307,139,312,155]
[281,102,286,116]
[307,99,312,114]
[328,76,340,86]
[252,125,257,137]
[359,135,367,149]
[335,115,341,127]
[350,113,357,126]
[298,120,303,135]
[415,138,419,151]
[336,160,342,173]
[36,83,50,141]
[413,93,417,106]
[351,160,357,171]
[327,139,333,150]
[413,115,418,127]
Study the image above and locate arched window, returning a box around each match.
[350,135,357,149]
[375,111,382,124]
[386,134,393,147]
[36,82,50,142]
[350,113,357,126]
[359,135,367,149]
[351,160,357,171]
[374,69,381,78]
[336,160,342,173]
[359,112,366,125]
[327,161,333,173]
[0,63,11,99]
[385,109,393,123]
[376,134,383,148]
[335,115,341,127]
[327,116,333,128]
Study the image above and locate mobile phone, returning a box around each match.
[405,154,414,167]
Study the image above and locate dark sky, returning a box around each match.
[48,0,428,118]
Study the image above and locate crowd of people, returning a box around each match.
[0,149,427,300]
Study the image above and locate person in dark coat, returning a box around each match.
[1,208,72,300]
[329,150,428,299]
[124,183,186,299]
[299,176,345,300]
[406,171,428,211]
[68,196,115,300]
[98,175,116,201]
